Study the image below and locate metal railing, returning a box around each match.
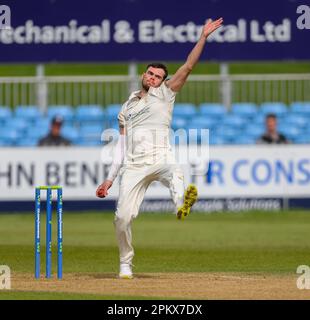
[0,73,309,110]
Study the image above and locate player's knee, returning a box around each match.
[114,213,131,230]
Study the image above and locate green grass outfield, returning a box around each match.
[0,210,310,299]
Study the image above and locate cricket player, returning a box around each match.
[96,18,223,279]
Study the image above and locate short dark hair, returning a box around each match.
[146,63,168,80]
[266,113,277,120]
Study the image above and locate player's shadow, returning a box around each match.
[89,273,117,279]
[90,273,155,279]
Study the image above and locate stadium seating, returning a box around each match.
[209,135,226,145]
[282,114,308,128]
[231,136,257,145]
[61,126,80,144]
[75,105,105,124]
[231,103,258,118]
[252,113,266,125]
[105,104,122,128]
[0,101,309,147]
[27,127,49,139]
[33,117,50,129]
[173,103,197,117]
[260,102,287,116]
[0,128,20,145]
[244,124,265,140]
[0,106,13,123]
[106,104,122,120]
[215,126,240,143]
[171,117,187,130]
[277,124,301,141]
[47,105,75,122]
[294,135,310,144]
[79,124,104,145]
[15,106,41,121]
[200,103,227,118]
[222,115,247,129]
[15,138,39,147]
[290,102,310,116]
[5,118,29,131]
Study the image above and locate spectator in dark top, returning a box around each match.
[257,113,289,144]
[38,116,71,146]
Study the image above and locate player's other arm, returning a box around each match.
[96,126,126,198]
[166,18,223,92]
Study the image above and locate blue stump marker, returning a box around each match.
[34,188,41,279]
[46,188,52,278]
[57,188,63,279]
[35,186,63,280]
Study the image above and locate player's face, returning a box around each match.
[142,67,165,90]
[51,124,61,136]
[266,117,277,133]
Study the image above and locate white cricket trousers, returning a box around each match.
[114,160,185,265]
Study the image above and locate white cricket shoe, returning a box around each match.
[119,263,133,279]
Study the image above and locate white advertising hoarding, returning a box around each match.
[0,145,309,202]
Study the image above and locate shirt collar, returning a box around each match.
[128,90,142,100]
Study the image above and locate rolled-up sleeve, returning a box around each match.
[117,103,126,128]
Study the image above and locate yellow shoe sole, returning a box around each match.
[119,274,134,279]
[177,184,198,220]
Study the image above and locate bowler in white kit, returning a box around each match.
[96,17,223,279]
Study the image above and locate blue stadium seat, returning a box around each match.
[47,105,74,122]
[290,102,310,116]
[76,105,105,123]
[199,103,227,118]
[260,102,288,116]
[209,135,227,145]
[0,128,20,145]
[15,138,39,147]
[75,140,102,146]
[215,126,240,143]
[61,126,80,144]
[231,136,257,145]
[231,103,258,117]
[244,124,265,139]
[5,118,29,131]
[171,117,187,130]
[26,127,49,139]
[79,124,104,144]
[0,106,13,124]
[186,117,218,129]
[15,105,41,121]
[252,113,266,125]
[294,135,310,144]
[105,120,120,130]
[277,125,301,141]
[106,104,122,120]
[33,117,51,129]
[173,103,197,117]
[222,114,246,128]
[0,138,12,146]
[281,115,308,128]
